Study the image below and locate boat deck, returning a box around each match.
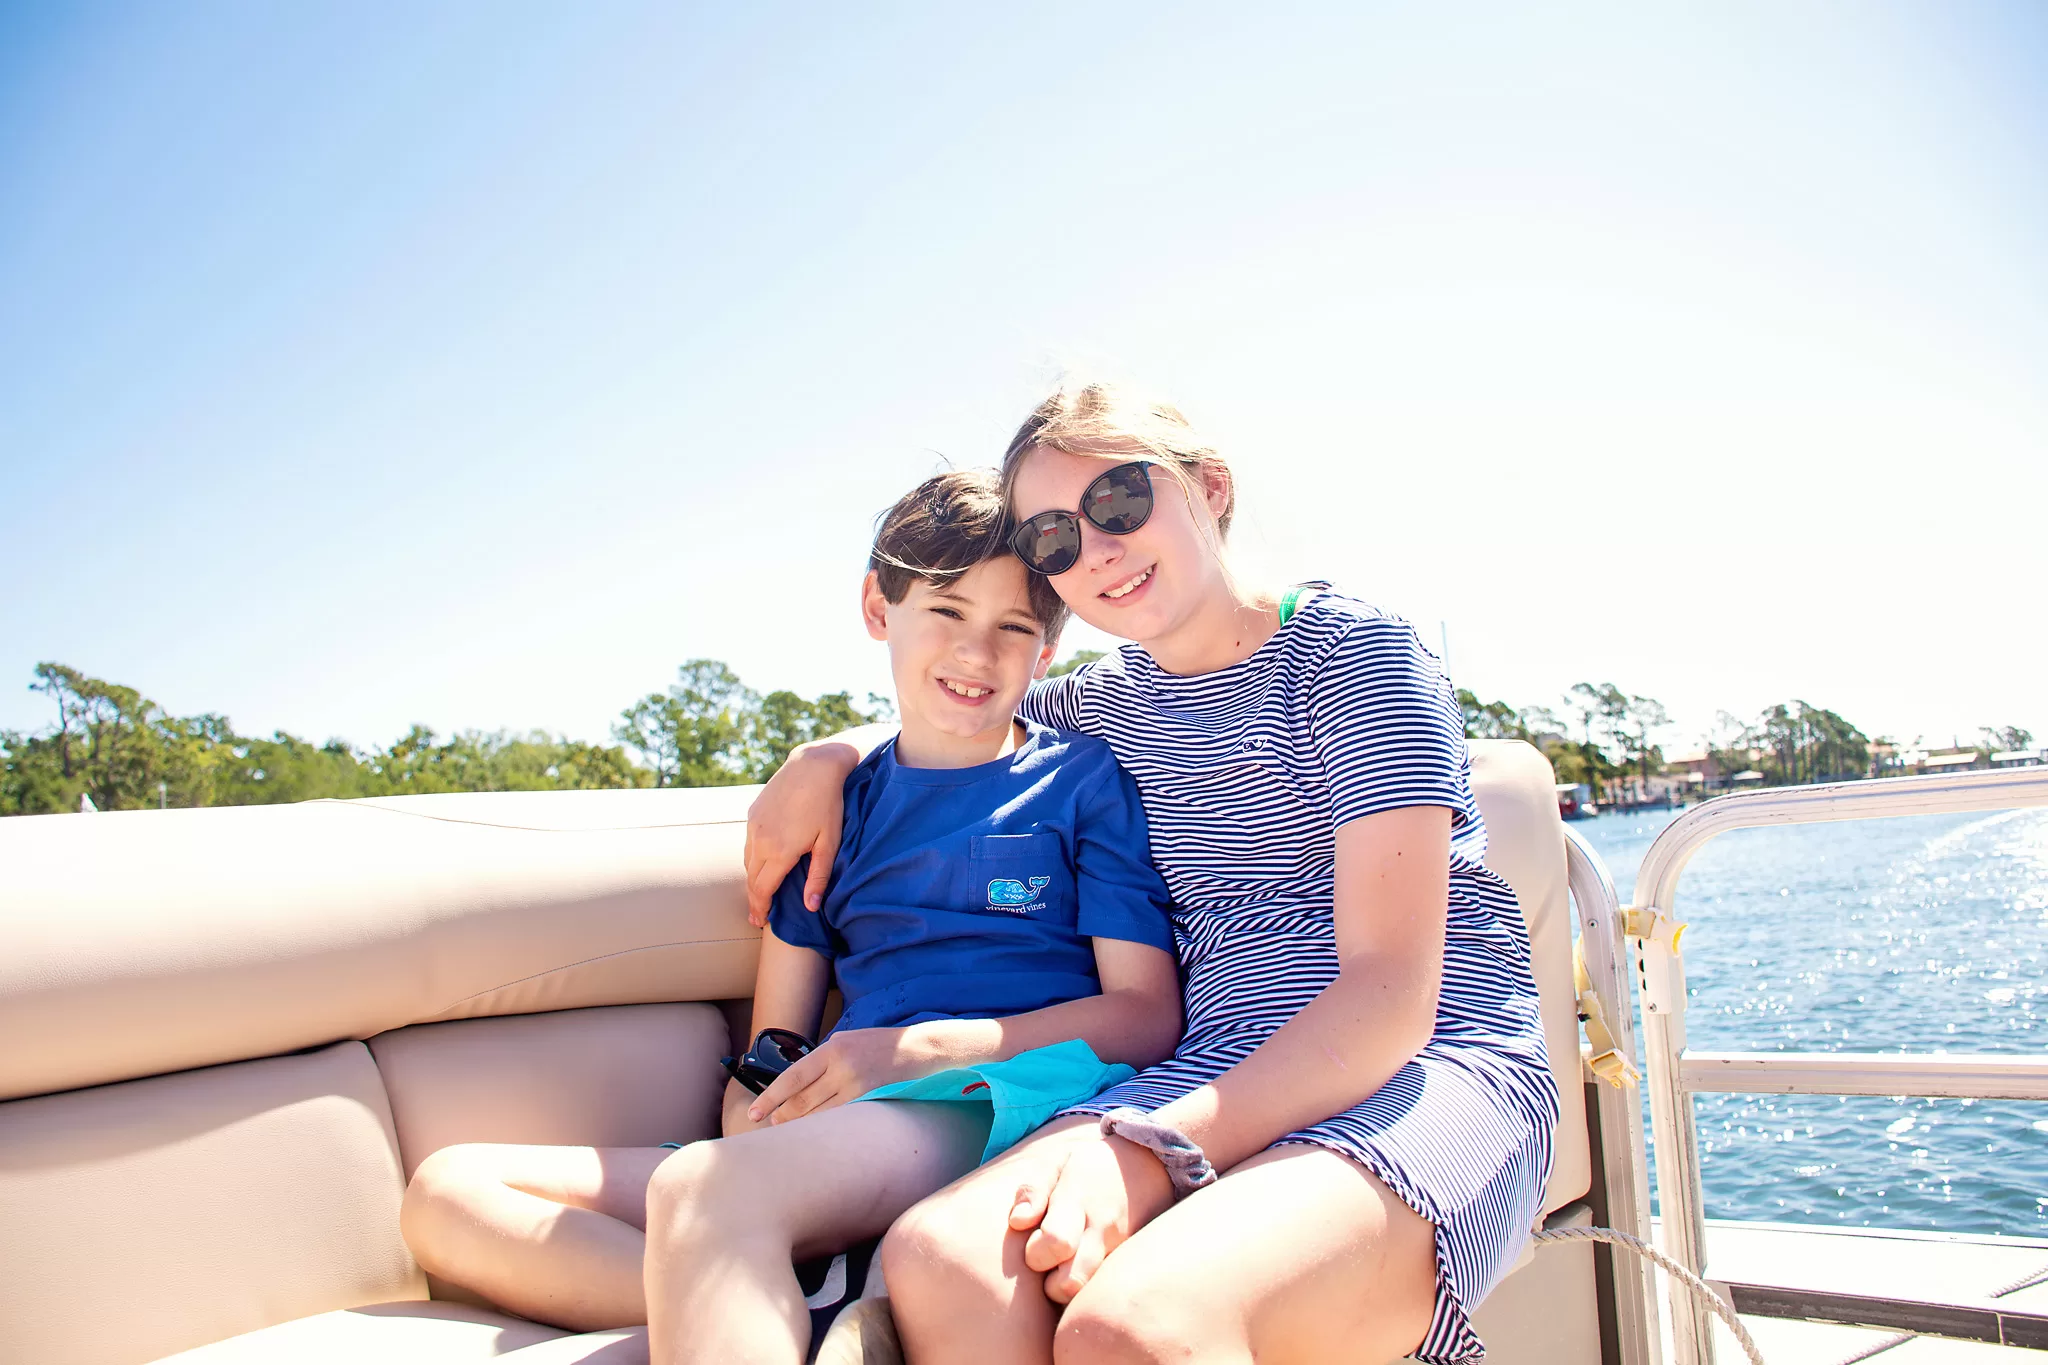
[1681,1219,2048,1363]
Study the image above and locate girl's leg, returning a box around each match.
[881,1116,1101,1365]
[401,1143,672,1331]
[885,1130,1439,1365]
[644,1099,989,1365]
[1054,1143,1438,1365]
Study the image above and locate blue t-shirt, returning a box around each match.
[767,720,1175,1035]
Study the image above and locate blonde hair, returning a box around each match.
[998,381,1237,540]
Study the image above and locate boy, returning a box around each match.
[400,470,1180,1365]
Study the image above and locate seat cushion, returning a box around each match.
[1467,740,1592,1214]
[495,1328,650,1362]
[0,787,759,1102]
[367,1003,730,1180]
[148,1302,565,1364]
[0,1043,424,1365]
[1441,1201,1602,1365]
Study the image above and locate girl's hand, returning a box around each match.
[1007,1134,1176,1304]
[744,744,855,926]
[747,1026,915,1126]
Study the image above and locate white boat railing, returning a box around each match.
[1565,824,1661,1365]
[1627,765,2048,1365]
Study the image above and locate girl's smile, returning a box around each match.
[1098,566,1156,604]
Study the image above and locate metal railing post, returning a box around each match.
[1564,826,1660,1365]
[1627,766,2048,1365]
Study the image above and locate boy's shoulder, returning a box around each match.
[1014,719,1120,777]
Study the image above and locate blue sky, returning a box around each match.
[3,2,2043,756]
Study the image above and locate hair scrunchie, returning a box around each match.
[1097,1107,1218,1200]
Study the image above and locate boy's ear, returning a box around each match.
[1032,641,1055,680]
[860,571,891,642]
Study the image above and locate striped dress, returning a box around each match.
[1023,588,1557,1365]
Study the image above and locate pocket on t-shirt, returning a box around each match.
[969,832,1060,859]
[966,832,1073,922]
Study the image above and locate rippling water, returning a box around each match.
[1572,802,2048,1235]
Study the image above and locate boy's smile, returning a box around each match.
[862,556,1053,769]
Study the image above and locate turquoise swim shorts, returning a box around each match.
[856,1038,1134,1163]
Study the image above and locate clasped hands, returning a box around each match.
[1006,1129,1178,1304]
[749,1026,1179,1303]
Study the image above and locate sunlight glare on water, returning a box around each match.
[1573,803,2048,1235]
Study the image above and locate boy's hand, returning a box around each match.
[747,1026,918,1126]
[1008,1134,1176,1304]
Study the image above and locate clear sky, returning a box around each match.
[3,2,2043,758]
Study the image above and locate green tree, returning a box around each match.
[613,659,757,787]
[1752,701,1868,785]
[1047,649,1105,678]
[1982,725,2034,754]
[2,664,230,813]
[1621,695,1671,785]
[1456,688,1527,740]
[1539,737,1622,790]
[1567,682,1630,752]
[212,733,373,805]
[743,688,890,781]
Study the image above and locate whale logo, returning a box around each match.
[986,876,1052,908]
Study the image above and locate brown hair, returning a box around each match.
[869,469,1069,642]
[998,380,1236,538]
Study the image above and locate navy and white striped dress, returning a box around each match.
[1023,588,1557,1365]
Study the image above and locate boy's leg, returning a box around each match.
[402,1143,673,1331]
[644,1099,990,1365]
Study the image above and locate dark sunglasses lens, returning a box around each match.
[1013,512,1081,575]
[756,1029,810,1065]
[1083,463,1153,534]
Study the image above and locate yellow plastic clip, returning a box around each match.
[1572,942,1640,1089]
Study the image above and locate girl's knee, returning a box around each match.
[1053,1292,1194,1365]
[1054,1262,1221,1365]
[879,1191,999,1314]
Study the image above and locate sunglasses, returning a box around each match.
[1007,461,1154,577]
[719,1027,814,1095]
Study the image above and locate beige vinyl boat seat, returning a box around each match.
[0,741,1597,1365]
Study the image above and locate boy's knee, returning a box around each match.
[400,1143,497,1264]
[408,1142,489,1198]
[644,1142,749,1245]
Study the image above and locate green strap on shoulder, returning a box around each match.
[1278,583,1309,627]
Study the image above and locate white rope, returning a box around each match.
[1531,1225,1767,1365]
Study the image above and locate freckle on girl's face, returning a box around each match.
[1010,445,1223,644]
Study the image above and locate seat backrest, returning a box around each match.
[0,787,761,1103]
[1465,740,1590,1215]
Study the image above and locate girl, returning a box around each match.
[745,383,1557,1365]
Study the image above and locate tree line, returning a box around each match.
[1458,681,2027,791]
[5,659,2028,817]
[0,661,890,816]
[1457,682,1882,790]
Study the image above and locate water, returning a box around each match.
[1571,804,2048,1236]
